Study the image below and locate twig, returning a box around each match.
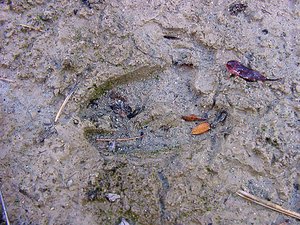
[0,77,15,83]
[236,190,300,220]
[19,24,43,32]
[55,86,77,123]
[97,134,144,142]
[0,189,11,225]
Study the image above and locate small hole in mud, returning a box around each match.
[262,29,268,35]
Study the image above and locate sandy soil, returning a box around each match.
[0,0,299,224]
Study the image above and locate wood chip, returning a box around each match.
[191,122,210,135]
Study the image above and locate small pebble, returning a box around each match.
[295,85,300,93]
[105,193,121,202]
[119,218,130,225]
[67,179,73,187]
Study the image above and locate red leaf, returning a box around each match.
[181,114,205,122]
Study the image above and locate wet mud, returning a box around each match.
[0,0,299,224]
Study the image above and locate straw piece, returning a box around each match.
[19,24,43,32]
[236,190,300,220]
[0,77,15,83]
[0,189,10,225]
[55,87,77,123]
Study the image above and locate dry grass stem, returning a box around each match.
[55,88,76,123]
[0,77,15,83]
[236,190,300,220]
[0,189,11,225]
[19,24,43,32]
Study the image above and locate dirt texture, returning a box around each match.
[0,0,300,224]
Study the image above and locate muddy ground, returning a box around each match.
[0,0,299,224]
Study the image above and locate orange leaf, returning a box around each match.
[191,122,210,135]
[182,114,205,121]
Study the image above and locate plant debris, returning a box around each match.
[211,110,228,128]
[127,106,145,119]
[191,122,210,135]
[229,2,247,16]
[110,100,132,118]
[0,77,15,83]
[226,60,282,82]
[109,91,143,119]
[105,193,121,202]
[55,85,78,123]
[236,190,300,220]
[0,189,11,225]
[181,114,206,122]
[19,24,43,32]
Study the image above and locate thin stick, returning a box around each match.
[55,87,77,123]
[0,189,11,225]
[19,24,43,32]
[0,77,15,83]
[97,134,144,142]
[236,190,300,220]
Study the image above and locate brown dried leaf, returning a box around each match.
[181,114,205,121]
[191,122,210,135]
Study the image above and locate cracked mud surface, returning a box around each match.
[0,0,299,224]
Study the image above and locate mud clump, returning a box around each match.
[228,2,248,16]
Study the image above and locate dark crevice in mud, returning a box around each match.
[163,35,181,40]
[81,0,94,9]
[289,178,300,216]
[208,134,221,163]
[157,170,170,224]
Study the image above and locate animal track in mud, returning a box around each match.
[80,66,210,154]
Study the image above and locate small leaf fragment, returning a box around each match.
[182,114,206,121]
[191,122,210,135]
